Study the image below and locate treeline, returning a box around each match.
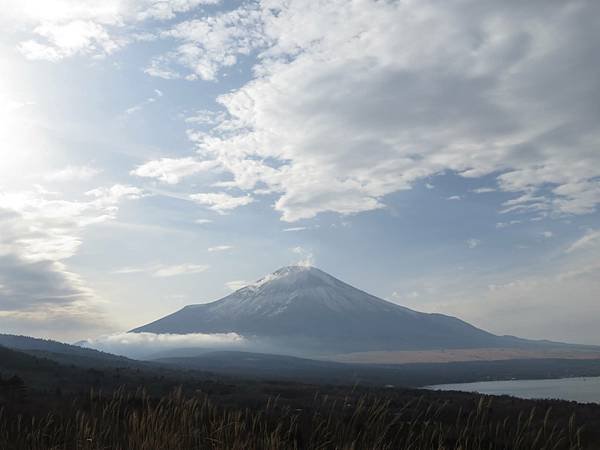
[0,374,26,393]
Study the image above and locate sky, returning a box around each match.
[0,0,599,345]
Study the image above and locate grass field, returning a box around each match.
[2,381,598,449]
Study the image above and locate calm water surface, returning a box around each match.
[428,376,600,404]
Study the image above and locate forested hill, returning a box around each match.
[0,334,131,367]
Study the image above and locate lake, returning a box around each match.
[428,376,600,404]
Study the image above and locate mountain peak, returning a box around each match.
[132,265,502,353]
[272,265,317,277]
[248,265,334,290]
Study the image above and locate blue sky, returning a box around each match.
[1,0,599,344]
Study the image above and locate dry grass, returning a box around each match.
[0,388,587,449]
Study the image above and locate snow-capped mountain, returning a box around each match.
[132,266,513,353]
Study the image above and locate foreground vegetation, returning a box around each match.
[1,383,598,449]
[1,339,600,449]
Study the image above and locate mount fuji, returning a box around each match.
[132,266,537,354]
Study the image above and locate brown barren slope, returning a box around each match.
[328,347,600,364]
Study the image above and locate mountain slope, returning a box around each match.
[132,266,519,353]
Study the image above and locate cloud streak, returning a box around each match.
[80,331,247,358]
[114,263,210,277]
[566,229,600,253]
[208,245,233,252]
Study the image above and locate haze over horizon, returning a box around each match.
[1,0,599,345]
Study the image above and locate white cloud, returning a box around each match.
[136,0,600,222]
[0,184,142,338]
[148,4,266,81]
[291,246,314,267]
[134,0,222,22]
[207,245,233,252]
[0,184,142,261]
[19,20,120,61]
[542,231,554,239]
[144,57,182,79]
[85,184,144,208]
[17,40,62,61]
[80,331,246,358]
[447,196,462,201]
[194,218,213,224]
[466,239,481,249]
[190,192,253,213]
[566,229,600,253]
[131,157,218,184]
[45,165,101,182]
[8,0,222,61]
